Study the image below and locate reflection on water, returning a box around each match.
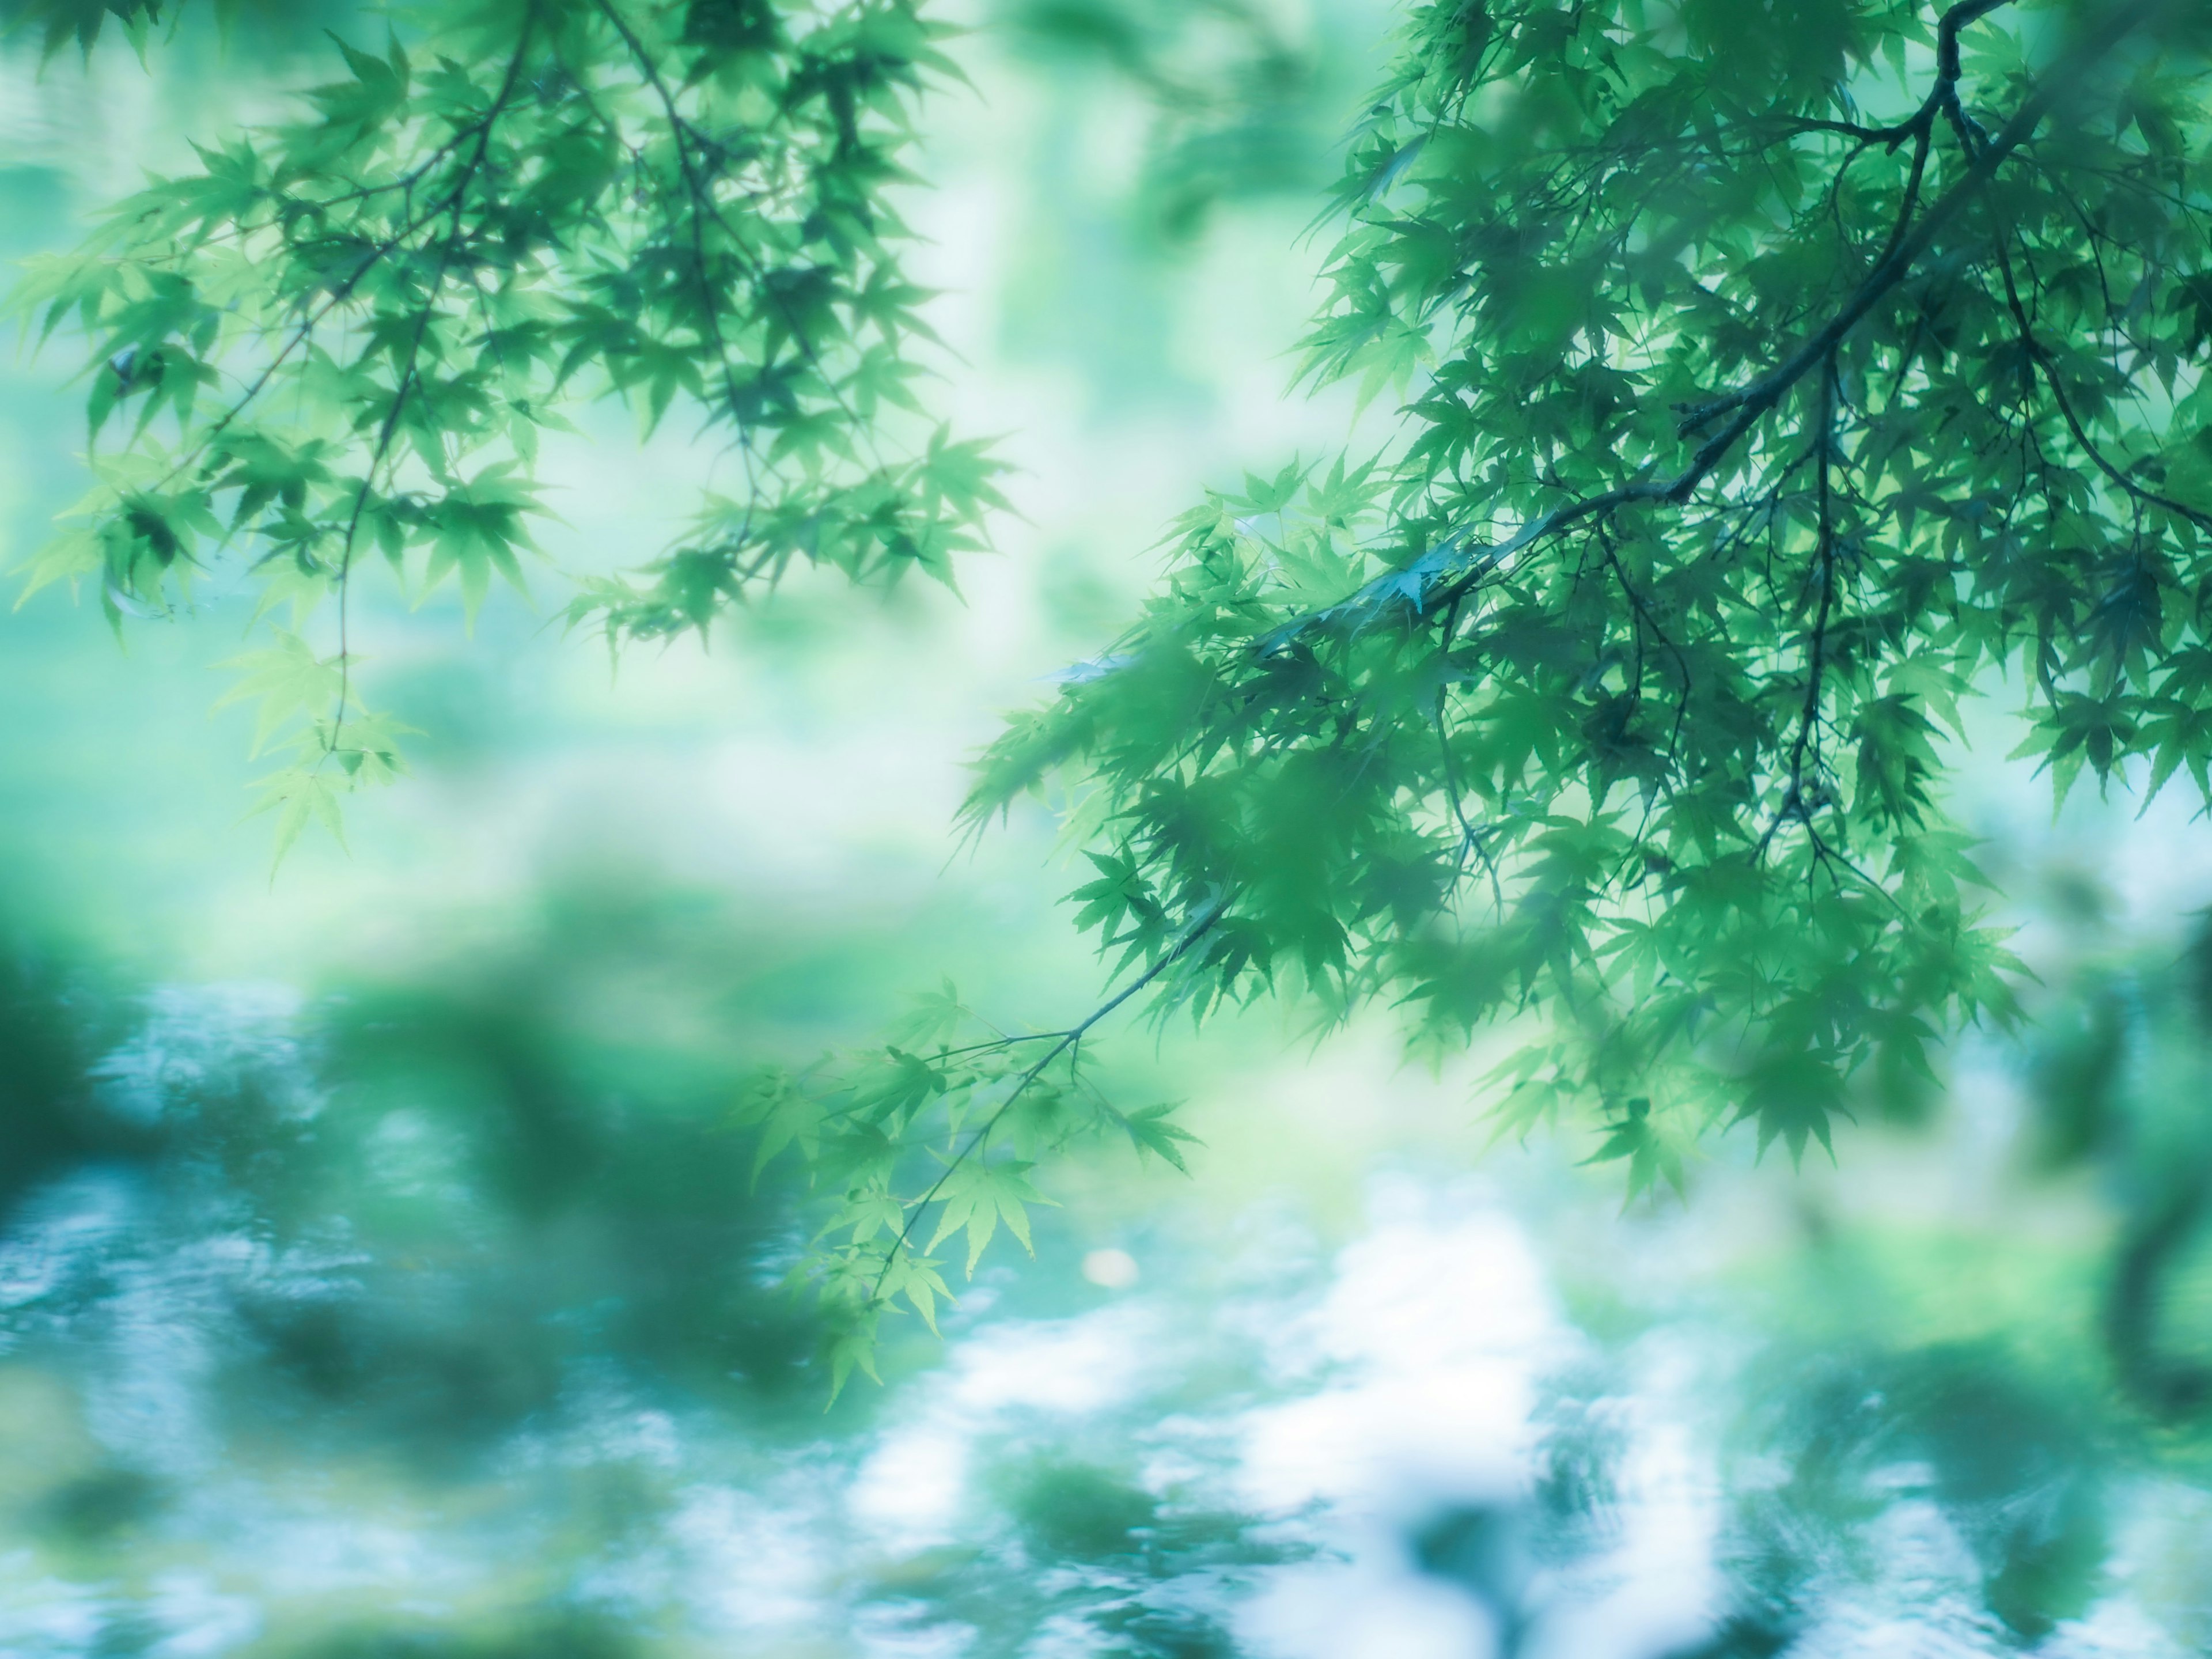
[3,933,2210,1659]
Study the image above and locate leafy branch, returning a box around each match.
[9,0,1003,861]
[740,900,1224,1396]
[955,0,2200,1202]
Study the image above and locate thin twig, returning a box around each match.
[325,13,539,764]
[1757,353,1842,862]
[1243,0,2163,664]
[868,897,1229,1303]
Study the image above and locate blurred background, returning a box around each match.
[2,2,2211,1654]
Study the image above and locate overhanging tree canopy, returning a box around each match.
[796,0,2212,1373]
[9,0,1003,854]
[955,0,2211,1188]
[13,0,2212,1378]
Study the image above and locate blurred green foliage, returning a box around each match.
[7,2,2212,1652]
[997,0,1346,242]
[0,0,342,60]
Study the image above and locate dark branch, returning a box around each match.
[1757,353,1841,862]
[866,897,1228,1303]
[1992,235,2212,534]
[1245,0,2167,656]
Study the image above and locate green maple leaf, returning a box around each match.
[926,1158,1057,1277]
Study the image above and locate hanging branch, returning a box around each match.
[10,0,1000,862]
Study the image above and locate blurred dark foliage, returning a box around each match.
[0,0,359,60]
[0,896,825,1649]
[997,0,1351,241]
[1,900,832,1421]
[0,934,138,1220]
[2027,908,2212,1424]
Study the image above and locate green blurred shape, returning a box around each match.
[35,1465,162,1546]
[272,1607,640,1659]
[1010,1459,1157,1559]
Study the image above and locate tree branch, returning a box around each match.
[1992,234,2212,534]
[1758,353,1841,862]
[866,897,1228,1304]
[326,13,539,763]
[1249,0,2168,657]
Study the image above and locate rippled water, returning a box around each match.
[3,968,2208,1659]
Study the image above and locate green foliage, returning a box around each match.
[530,0,2212,1377]
[0,0,352,59]
[9,0,999,853]
[998,0,1334,239]
[736,957,1209,1399]
[21,0,2212,1385]
[0,0,189,60]
[959,0,2212,1213]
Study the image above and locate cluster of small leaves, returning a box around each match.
[0,0,334,60]
[964,0,2212,1195]
[736,969,1204,1397]
[0,0,185,59]
[10,0,1002,858]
